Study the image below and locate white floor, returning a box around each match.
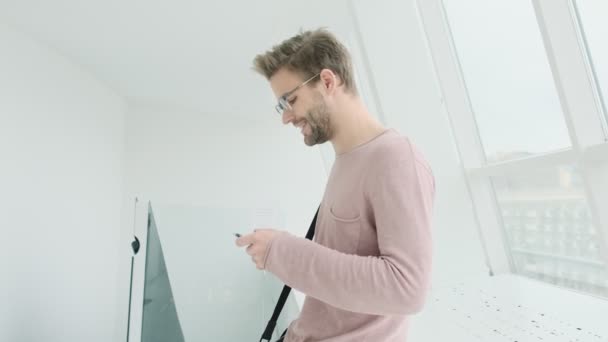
[409,274,608,342]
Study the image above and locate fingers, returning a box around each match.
[243,237,264,269]
[236,229,273,247]
[252,256,263,270]
[235,229,272,271]
[235,232,256,247]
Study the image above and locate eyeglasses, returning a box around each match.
[275,73,320,115]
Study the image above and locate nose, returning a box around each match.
[282,110,295,125]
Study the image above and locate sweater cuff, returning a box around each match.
[262,231,291,271]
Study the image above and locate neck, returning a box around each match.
[329,96,386,155]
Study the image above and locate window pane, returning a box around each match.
[492,165,608,297]
[574,0,608,133]
[442,0,572,162]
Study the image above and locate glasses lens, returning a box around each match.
[276,97,289,115]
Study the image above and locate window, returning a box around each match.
[492,164,608,296]
[419,0,608,298]
[573,0,608,133]
[442,0,571,162]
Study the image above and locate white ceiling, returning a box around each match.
[1,0,353,117]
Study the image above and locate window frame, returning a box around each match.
[416,0,608,292]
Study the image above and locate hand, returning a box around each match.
[235,229,280,270]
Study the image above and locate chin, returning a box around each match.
[304,136,327,147]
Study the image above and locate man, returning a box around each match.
[236,28,435,342]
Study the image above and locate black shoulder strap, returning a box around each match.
[259,206,320,342]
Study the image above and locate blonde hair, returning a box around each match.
[253,28,357,94]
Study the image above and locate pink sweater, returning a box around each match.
[264,129,435,342]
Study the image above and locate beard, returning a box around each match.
[303,94,332,146]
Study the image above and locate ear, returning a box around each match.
[318,68,338,95]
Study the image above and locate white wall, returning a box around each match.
[0,25,126,342]
[122,102,327,224]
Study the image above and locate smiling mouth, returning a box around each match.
[295,121,307,135]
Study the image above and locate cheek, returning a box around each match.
[304,112,317,128]
[307,104,325,123]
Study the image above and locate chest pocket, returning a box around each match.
[326,206,361,254]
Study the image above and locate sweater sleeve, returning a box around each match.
[264,146,435,316]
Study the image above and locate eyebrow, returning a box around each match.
[279,86,298,100]
[278,73,320,100]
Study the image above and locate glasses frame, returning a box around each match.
[275,73,321,115]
